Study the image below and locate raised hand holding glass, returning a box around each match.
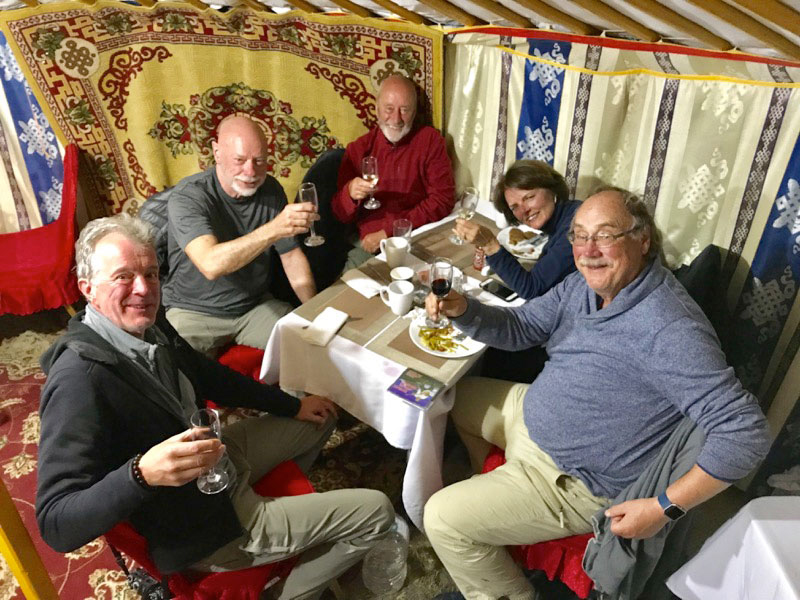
[361,156,380,210]
[450,187,479,245]
[300,182,325,247]
[190,408,229,495]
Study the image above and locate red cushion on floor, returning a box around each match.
[482,446,595,599]
[217,345,265,381]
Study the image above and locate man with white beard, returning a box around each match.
[333,74,455,267]
[163,115,318,355]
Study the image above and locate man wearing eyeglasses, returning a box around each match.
[424,187,770,600]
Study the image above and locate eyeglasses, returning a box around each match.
[567,225,641,247]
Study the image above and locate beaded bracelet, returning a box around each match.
[131,453,154,491]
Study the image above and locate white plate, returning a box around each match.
[497,225,548,259]
[408,320,485,358]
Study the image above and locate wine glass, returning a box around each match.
[393,218,413,240]
[361,156,380,210]
[299,182,325,247]
[425,257,453,329]
[450,187,479,245]
[190,408,229,495]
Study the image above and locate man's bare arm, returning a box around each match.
[280,246,316,303]
[185,202,317,280]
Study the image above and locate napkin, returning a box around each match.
[342,268,383,298]
[300,307,349,346]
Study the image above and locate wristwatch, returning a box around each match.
[657,491,686,520]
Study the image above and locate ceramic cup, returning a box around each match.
[390,266,414,282]
[380,236,410,269]
[380,280,414,316]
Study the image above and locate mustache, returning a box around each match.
[235,176,260,183]
[578,257,610,268]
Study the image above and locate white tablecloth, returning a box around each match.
[259,312,455,530]
[667,496,800,600]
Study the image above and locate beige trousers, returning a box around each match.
[193,414,394,600]
[166,298,293,357]
[424,377,607,600]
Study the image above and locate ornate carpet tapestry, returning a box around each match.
[0,2,442,218]
[444,29,800,493]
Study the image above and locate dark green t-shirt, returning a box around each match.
[163,168,299,316]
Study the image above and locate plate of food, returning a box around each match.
[497,225,548,259]
[408,320,485,358]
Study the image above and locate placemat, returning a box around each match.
[326,287,389,333]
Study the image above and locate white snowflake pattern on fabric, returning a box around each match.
[516,117,554,162]
[17,103,58,167]
[739,265,795,343]
[773,178,800,235]
[0,40,25,83]
[529,44,566,106]
[678,148,728,227]
[38,176,63,222]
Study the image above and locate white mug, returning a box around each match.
[390,266,414,282]
[380,236,410,269]
[380,280,414,316]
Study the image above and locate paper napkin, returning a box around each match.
[300,307,349,346]
[341,268,383,298]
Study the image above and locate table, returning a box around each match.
[666,496,800,600]
[259,215,513,530]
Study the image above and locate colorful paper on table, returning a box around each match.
[387,368,444,411]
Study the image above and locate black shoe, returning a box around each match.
[432,593,465,600]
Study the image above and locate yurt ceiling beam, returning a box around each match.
[511,0,599,35]
[684,0,800,61]
[467,0,532,28]
[568,0,659,42]
[625,0,732,50]
[327,0,374,17]
[416,0,483,26]
[726,0,800,38]
[370,0,430,24]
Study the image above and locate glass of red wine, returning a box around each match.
[426,257,454,329]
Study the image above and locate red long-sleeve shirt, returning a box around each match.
[333,126,456,239]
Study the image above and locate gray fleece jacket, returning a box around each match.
[454,259,770,498]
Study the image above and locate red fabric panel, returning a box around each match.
[482,445,595,599]
[0,144,81,315]
[105,459,313,600]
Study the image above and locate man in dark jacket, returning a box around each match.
[36,214,393,599]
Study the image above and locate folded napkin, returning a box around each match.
[300,307,349,346]
[342,268,383,298]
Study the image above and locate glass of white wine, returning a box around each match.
[450,187,479,245]
[189,408,229,495]
[300,182,325,247]
[361,156,380,210]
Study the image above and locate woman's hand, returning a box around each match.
[452,219,501,255]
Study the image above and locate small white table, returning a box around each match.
[667,496,800,600]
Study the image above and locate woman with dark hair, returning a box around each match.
[452,160,580,299]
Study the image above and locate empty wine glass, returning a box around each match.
[300,182,325,247]
[361,156,380,210]
[450,187,479,245]
[425,257,453,329]
[190,408,229,495]
[393,218,413,240]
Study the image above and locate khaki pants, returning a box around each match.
[424,377,607,600]
[193,413,394,600]
[166,299,293,356]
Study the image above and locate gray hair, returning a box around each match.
[75,213,155,282]
[585,185,662,261]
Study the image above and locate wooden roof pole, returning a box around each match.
[569,0,659,42]
[511,0,599,35]
[369,0,429,24]
[326,0,373,17]
[415,0,483,26]
[464,0,533,28]
[727,0,800,38]
[684,0,800,61]
[626,0,732,50]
